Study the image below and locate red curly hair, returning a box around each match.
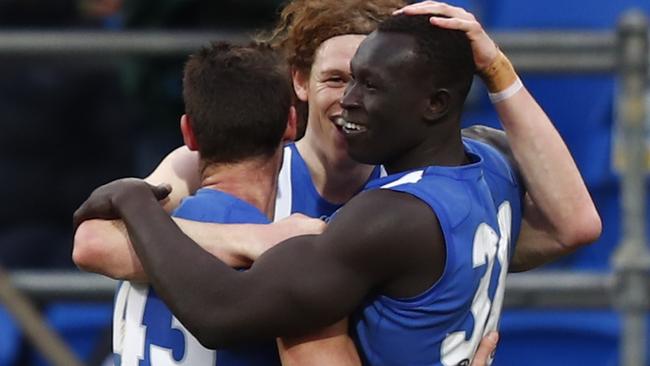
[267,0,407,74]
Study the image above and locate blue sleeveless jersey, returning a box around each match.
[274,143,383,221]
[353,139,524,366]
[113,188,280,366]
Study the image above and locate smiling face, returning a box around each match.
[341,31,436,169]
[293,34,366,166]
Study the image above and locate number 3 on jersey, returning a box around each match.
[441,202,512,366]
[113,282,216,366]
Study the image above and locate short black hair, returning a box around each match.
[378,14,475,101]
[183,41,291,164]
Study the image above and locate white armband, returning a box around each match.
[488,78,523,104]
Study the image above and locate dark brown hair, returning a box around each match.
[183,41,291,164]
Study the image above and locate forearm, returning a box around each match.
[278,319,361,366]
[479,49,601,247]
[114,192,370,348]
[116,196,325,347]
[117,195,242,346]
[73,219,146,281]
[73,218,253,281]
[493,86,601,245]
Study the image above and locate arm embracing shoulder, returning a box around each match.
[117,188,439,349]
[73,215,324,281]
[73,146,199,279]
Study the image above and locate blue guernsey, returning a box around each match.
[274,143,383,221]
[113,188,280,366]
[353,139,524,366]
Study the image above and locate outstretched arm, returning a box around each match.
[397,2,601,271]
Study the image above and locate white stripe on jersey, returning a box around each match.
[274,146,293,221]
[380,170,423,189]
[379,165,388,178]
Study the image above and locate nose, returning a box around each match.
[340,82,360,110]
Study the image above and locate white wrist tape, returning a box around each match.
[488,77,523,103]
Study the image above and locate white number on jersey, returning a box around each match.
[113,282,216,366]
[441,202,512,366]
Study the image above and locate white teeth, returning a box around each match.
[342,121,367,134]
[345,122,360,130]
[334,117,367,133]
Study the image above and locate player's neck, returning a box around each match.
[384,123,468,174]
[296,138,375,204]
[199,149,282,220]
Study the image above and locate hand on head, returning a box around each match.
[393,1,498,70]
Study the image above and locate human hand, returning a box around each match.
[73,178,171,232]
[471,331,499,366]
[393,1,498,71]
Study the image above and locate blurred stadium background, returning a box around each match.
[0,0,649,365]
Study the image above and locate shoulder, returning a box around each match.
[319,188,446,296]
[465,138,520,186]
[333,189,439,231]
[321,189,443,264]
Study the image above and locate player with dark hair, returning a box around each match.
[76,12,600,365]
[110,41,300,366]
[74,1,600,364]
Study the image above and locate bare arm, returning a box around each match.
[72,145,325,279]
[73,207,325,281]
[95,180,442,349]
[491,87,601,270]
[398,2,601,271]
[278,319,361,366]
[146,145,201,212]
[73,218,250,280]
[73,146,199,278]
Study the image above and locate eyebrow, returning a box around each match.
[319,68,349,77]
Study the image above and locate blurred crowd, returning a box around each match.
[0,0,285,269]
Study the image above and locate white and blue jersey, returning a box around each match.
[274,143,384,221]
[113,189,280,366]
[112,143,381,366]
[353,139,524,366]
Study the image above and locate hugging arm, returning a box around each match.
[73,146,199,279]
[106,181,442,349]
[73,147,324,280]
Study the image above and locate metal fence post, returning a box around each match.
[612,10,650,366]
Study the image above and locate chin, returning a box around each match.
[348,151,381,166]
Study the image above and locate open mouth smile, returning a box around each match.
[333,116,368,134]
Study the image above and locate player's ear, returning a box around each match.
[180,114,199,151]
[424,89,450,122]
[282,105,298,142]
[292,67,309,102]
